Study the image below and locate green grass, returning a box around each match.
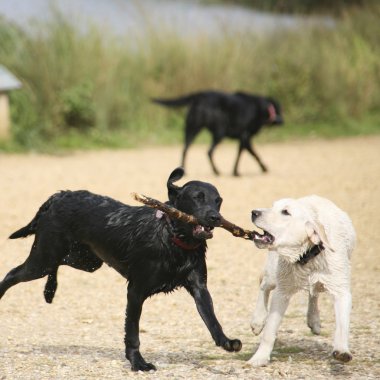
[0,4,379,152]
[273,346,303,355]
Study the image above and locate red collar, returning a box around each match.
[267,103,276,123]
[171,236,202,251]
[156,209,202,251]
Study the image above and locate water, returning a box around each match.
[0,0,334,38]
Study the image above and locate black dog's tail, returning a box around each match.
[151,93,201,108]
[9,192,62,239]
[9,223,35,239]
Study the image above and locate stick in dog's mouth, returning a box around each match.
[251,229,275,248]
[132,192,256,241]
[193,225,214,239]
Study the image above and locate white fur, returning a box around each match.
[248,195,356,367]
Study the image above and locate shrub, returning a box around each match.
[0,4,379,151]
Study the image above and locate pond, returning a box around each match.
[0,0,334,38]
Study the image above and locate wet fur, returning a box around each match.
[248,195,355,366]
[0,168,242,371]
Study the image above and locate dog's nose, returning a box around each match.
[207,212,221,226]
[251,210,262,221]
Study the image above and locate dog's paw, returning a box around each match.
[222,339,242,352]
[127,349,157,372]
[131,361,156,372]
[307,313,321,335]
[250,319,265,336]
[307,320,321,335]
[246,355,269,367]
[332,350,352,363]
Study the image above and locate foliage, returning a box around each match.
[0,4,379,151]
[203,0,372,15]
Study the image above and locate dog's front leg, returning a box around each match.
[250,275,275,335]
[332,290,352,362]
[125,285,156,371]
[247,288,290,367]
[186,271,242,352]
[251,252,277,335]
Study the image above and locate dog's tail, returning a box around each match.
[151,93,201,108]
[9,192,62,239]
[9,223,35,239]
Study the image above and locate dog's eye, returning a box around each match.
[215,197,223,206]
[194,192,205,201]
[281,209,291,216]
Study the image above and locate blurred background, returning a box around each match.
[0,0,379,152]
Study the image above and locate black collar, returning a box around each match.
[297,243,324,265]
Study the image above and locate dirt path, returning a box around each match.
[1,136,379,379]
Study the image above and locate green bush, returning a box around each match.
[61,81,95,129]
[0,4,379,151]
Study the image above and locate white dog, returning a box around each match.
[248,195,355,367]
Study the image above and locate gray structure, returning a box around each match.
[0,65,22,139]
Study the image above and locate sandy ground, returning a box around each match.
[0,136,379,379]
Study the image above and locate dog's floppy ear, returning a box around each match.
[167,167,185,204]
[305,221,334,251]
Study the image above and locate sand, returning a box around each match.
[0,135,379,379]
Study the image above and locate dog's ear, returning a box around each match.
[167,167,184,204]
[305,221,334,251]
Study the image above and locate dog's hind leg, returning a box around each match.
[241,140,268,174]
[0,234,66,300]
[307,290,321,335]
[44,270,58,304]
[43,246,103,304]
[0,254,57,300]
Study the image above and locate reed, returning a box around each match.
[0,4,379,151]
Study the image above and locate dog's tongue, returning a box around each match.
[251,230,274,247]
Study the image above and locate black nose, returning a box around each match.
[207,212,221,226]
[251,210,262,221]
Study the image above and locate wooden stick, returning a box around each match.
[131,192,255,240]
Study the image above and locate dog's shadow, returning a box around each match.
[238,336,354,376]
[22,343,212,367]
[15,340,354,376]
[28,344,123,361]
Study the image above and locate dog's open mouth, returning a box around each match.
[193,225,214,240]
[252,229,275,248]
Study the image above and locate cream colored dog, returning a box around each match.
[248,195,355,367]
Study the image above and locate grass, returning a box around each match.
[273,346,303,355]
[0,4,379,152]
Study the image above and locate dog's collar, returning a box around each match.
[297,243,324,265]
[171,236,202,251]
[155,209,202,251]
[267,103,277,123]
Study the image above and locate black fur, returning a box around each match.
[152,90,283,176]
[0,168,241,371]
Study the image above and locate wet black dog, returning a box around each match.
[152,90,283,176]
[0,168,241,371]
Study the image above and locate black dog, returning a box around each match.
[152,90,283,176]
[0,168,241,371]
